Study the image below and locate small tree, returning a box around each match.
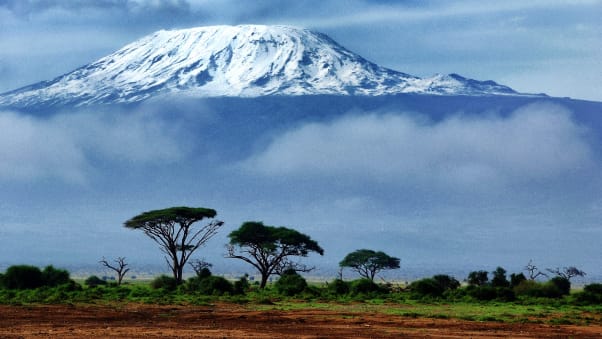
[524,260,547,280]
[124,206,223,283]
[189,259,212,278]
[467,270,489,286]
[339,249,400,281]
[547,266,586,281]
[491,267,510,288]
[99,257,130,285]
[510,272,527,288]
[226,221,324,288]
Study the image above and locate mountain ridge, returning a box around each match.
[0,25,543,109]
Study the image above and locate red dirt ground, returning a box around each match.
[1,303,601,338]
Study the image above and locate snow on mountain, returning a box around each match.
[0,25,538,108]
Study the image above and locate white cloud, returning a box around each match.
[0,110,184,183]
[0,112,87,182]
[243,104,594,191]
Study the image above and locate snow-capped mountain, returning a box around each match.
[0,25,538,108]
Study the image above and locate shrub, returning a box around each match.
[328,279,350,296]
[350,279,382,296]
[433,274,460,290]
[465,285,514,301]
[2,265,44,290]
[491,267,509,288]
[275,269,307,296]
[233,275,250,295]
[150,275,178,291]
[513,280,564,298]
[509,273,527,288]
[495,287,516,302]
[466,285,497,301]
[41,266,71,287]
[410,278,444,298]
[550,277,570,296]
[410,275,460,299]
[85,275,107,288]
[575,283,602,304]
[467,271,488,286]
[188,276,233,295]
[584,283,602,295]
[197,267,212,279]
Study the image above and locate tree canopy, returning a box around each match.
[339,249,400,281]
[124,206,223,283]
[226,221,324,288]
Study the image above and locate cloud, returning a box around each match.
[243,104,595,192]
[0,111,87,182]
[0,109,185,183]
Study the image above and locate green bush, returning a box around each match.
[150,275,178,291]
[466,285,514,301]
[550,277,571,296]
[409,275,460,299]
[197,267,212,279]
[187,276,233,295]
[2,265,44,290]
[350,279,382,296]
[467,270,488,286]
[85,275,107,288]
[584,283,602,295]
[410,278,444,298]
[328,279,350,296]
[491,267,510,288]
[513,280,564,299]
[575,283,602,304]
[233,275,250,295]
[41,266,71,287]
[275,270,307,296]
[433,275,460,290]
[509,273,527,288]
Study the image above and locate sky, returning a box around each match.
[1,0,602,281]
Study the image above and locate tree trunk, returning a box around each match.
[260,273,269,288]
[176,264,184,284]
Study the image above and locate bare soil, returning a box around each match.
[1,303,601,338]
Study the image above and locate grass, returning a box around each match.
[2,277,602,327]
[246,299,602,326]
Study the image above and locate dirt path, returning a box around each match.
[1,303,601,338]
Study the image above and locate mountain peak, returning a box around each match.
[0,24,539,108]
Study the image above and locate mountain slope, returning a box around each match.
[0,25,537,108]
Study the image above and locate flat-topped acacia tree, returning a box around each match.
[339,249,400,281]
[226,221,324,288]
[124,206,223,283]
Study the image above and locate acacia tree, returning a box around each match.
[339,249,400,281]
[226,221,324,288]
[124,206,223,283]
[547,266,586,281]
[524,259,548,280]
[99,256,130,285]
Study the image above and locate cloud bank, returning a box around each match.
[244,104,594,192]
[0,110,185,183]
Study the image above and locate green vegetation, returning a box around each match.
[0,263,601,326]
[1,204,598,328]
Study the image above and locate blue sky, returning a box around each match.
[1,1,601,280]
[0,0,601,101]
